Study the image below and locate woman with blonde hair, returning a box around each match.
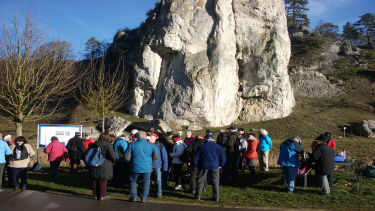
[258,129,272,171]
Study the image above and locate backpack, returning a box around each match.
[363,165,375,178]
[114,139,126,160]
[85,146,105,167]
[117,145,125,160]
[238,138,248,153]
[68,139,78,152]
[180,145,192,163]
[13,143,28,160]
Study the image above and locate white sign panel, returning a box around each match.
[38,125,82,147]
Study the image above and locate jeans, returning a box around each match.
[50,161,61,179]
[92,178,108,198]
[10,167,28,188]
[196,168,220,199]
[152,168,162,195]
[0,163,5,188]
[320,175,330,194]
[282,166,297,192]
[328,173,334,187]
[130,172,151,201]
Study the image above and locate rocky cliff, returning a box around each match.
[110,0,295,127]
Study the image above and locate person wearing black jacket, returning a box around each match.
[222,126,239,186]
[89,133,116,200]
[309,135,334,195]
[187,135,206,193]
[66,132,85,173]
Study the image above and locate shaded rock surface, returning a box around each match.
[132,119,172,133]
[353,120,375,138]
[110,0,295,127]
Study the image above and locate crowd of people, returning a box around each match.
[0,127,338,202]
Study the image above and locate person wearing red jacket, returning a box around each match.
[324,132,336,152]
[243,133,259,175]
[44,136,69,179]
[83,134,95,152]
[324,132,336,187]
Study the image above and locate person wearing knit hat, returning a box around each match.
[187,134,206,194]
[169,134,187,190]
[8,136,35,191]
[3,135,14,146]
[194,133,226,202]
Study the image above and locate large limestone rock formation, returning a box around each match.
[290,68,344,98]
[112,0,295,127]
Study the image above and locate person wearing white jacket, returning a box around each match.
[169,135,187,190]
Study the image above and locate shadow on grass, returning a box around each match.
[27,183,87,196]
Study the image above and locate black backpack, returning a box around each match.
[180,144,193,163]
[68,139,78,152]
[13,143,28,160]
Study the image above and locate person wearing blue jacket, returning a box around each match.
[0,133,12,190]
[194,134,226,202]
[277,136,304,193]
[125,131,159,203]
[112,134,130,187]
[258,129,272,171]
[149,133,168,198]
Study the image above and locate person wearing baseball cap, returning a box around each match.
[194,134,226,202]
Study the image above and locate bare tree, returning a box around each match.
[79,56,128,133]
[0,13,82,136]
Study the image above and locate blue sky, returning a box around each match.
[1,0,374,59]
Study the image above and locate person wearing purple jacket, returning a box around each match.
[194,134,226,202]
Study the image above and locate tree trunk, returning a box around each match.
[102,114,105,133]
[16,122,23,137]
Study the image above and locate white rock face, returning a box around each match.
[124,0,294,127]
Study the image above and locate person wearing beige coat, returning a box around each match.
[9,136,35,190]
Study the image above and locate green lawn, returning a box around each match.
[22,167,375,209]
